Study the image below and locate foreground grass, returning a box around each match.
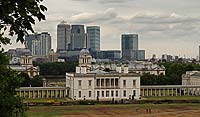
[27,103,200,117]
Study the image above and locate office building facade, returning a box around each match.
[57,21,71,52]
[121,34,139,60]
[71,25,87,50]
[25,32,51,56]
[87,26,100,52]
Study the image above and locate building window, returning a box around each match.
[116,91,118,97]
[102,91,104,97]
[123,90,126,97]
[123,80,126,87]
[79,91,81,98]
[89,91,92,97]
[106,91,109,97]
[115,79,119,86]
[88,80,92,87]
[97,91,100,97]
[133,80,136,86]
[133,90,136,96]
[78,80,82,87]
[111,91,114,97]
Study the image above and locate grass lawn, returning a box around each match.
[27,103,200,117]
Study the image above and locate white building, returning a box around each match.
[66,49,141,101]
[182,71,200,85]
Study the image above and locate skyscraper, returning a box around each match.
[25,32,51,56]
[71,25,87,50]
[57,21,71,52]
[86,26,100,52]
[121,34,139,60]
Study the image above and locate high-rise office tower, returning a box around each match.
[121,34,139,60]
[71,25,87,50]
[86,26,100,52]
[25,32,51,56]
[57,21,71,52]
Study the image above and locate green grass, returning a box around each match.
[27,104,200,117]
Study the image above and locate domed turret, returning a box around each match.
[79,49,92,67]
[80,49,90,56]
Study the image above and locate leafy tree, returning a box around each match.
[0,0,47,116]
[34,62,78,75]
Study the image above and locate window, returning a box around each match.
[116,91,118,97]
[89,91,92,97]
[115,79,119,86]
[102,91,104,97]
[78,80,82,87]
[133,80,136,86]
[123,80,126,87]
[78,91,81,98]
[123,90,126,97]
[111,91,114,97]
[133,90,136,96]
[97,91,100,97]
[88,80,92,87]
[106,91,109,97]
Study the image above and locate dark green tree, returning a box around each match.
[0,0,47,116]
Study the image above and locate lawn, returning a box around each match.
[27,104,200,117]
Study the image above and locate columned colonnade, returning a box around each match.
[141,85,200,97]
[16,87,68,99]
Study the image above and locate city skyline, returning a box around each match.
[3,0,200,58]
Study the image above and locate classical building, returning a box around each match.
[182,71,200,85]
[66,49,141,101]
[8,48,39,78]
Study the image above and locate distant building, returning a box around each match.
[182,71,200,85]
[48,49,58,62]
[121,34,145,61]
[87,26,100,52]
[71,25,87,50]
[8,48,39,78]
[95,50,121,60]
[137,50,145,61]
[66,49,141,101]
[25,32,51,56]
[57,21,71,52]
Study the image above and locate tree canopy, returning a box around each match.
[0,0,47,116]
[0,0,47,46]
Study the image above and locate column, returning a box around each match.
[104,79,106,88]
[159,89,161,96]
[110,79,111,88]
[33,91,35,99]
[171,88,174,96]
[151,89,152,96]
[60,90,62,98]
[19,91,22,97]
[176,88,178,96]
[142,89,144,96]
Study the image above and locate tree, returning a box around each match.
[0,0,47,116]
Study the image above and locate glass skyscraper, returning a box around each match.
[87,26,100,52]
[57,21,71,52]
[121,34,139,60]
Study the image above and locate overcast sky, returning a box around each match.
[4,0,200,58]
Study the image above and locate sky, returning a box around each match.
[4,0,200,58]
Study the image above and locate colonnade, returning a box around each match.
[96,78,119,89]
[141,85,200,97]
[16,87,68,99]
